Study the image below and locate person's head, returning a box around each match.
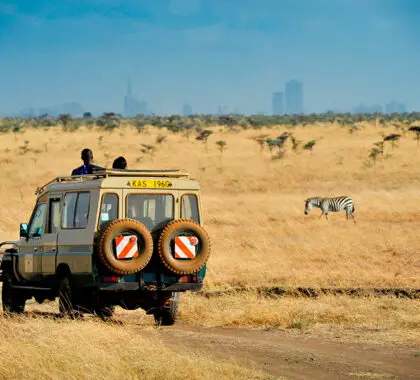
[112,156,127,170]
[81,148,93,166]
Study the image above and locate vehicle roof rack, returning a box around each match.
[35,169,190,195]
[99,169,190,178]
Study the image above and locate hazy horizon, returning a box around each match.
[1,0,419,115]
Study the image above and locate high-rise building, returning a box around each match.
[124,78,149,116]
[217,105,229,115]
[285,80,303,114]
[385,100,406,114]
[38,106,60,117]
[183,103,193,116]
[18,108,37,117]
[353,103,383,114]
[272,92,284,115]
[62,102,84,117]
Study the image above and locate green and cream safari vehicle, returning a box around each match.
[0,169,210,325]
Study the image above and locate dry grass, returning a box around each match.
[0,125,420,379]
[0,314,268,380]
[0,122,419,357]
[0,123,418,289]
[179,292,420,345]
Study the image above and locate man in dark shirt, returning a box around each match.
[71,148,104,175]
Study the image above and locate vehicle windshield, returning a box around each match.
[126,194,174,231]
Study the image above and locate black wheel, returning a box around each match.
[58,276,77,317]
[2,276,25,314]
[94,305,115,320]
[153,292,179,326]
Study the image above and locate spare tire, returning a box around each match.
[158,219,211,275]
[97,218,154,275]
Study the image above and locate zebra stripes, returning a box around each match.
[304,196,356,223]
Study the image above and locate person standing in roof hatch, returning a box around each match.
[71,148,104,175]
[112,156,127,170]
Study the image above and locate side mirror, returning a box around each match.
[20,223,28,239]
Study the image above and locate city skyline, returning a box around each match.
[1,1,419,116]
[5,76,411,118]
[3,76,414,117]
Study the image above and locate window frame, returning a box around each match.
[27,202,47,239]
[97,192,119,229]
[47,197,61,235]
[125,192,175,228]
[61,191,91,230]
[180,193,200,224]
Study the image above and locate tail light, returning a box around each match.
[103,276,120,283]
[178,275,198,283]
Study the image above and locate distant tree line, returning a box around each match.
[1,111,420,133]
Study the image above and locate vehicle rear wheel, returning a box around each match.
[153,292,179,326]
[2,276,25,314]
[94,305,115,320]
[58,276,78,317]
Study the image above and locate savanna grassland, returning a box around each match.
[0,121,419,378]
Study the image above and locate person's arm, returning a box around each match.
[89,164,104,173]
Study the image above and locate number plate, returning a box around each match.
[129,180,173,189]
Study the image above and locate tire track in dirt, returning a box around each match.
[147,323,420,379]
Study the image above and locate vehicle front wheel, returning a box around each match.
[2,276,25,314]
[153,292,179,326]
[58,276,78,317]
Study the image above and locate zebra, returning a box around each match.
[304,196,356,223]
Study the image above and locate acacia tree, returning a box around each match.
[373,141,385,156]
[289,134,301,152]
[141,144,156,160]
[303,140,316,151]
[196,129,213,151]
[383,133,401,149]
[408,126,420,146]
[216,140,227,154]
[156,135,167,144]
[97,112,120,131]
[369,147,382,167]
[266,138,286,159]
[58,114,72,129]
[253,134,269,153]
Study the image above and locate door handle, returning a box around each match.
[52,248,56,252]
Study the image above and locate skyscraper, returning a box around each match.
[385,100,406,114]
[183,103,193,116]
[272,92,284,115]
[285,80,303,114]
[124,78,148,116]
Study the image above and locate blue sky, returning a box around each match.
[0,0,419,115]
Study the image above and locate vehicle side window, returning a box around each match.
[28,203,47,238]
[181,194,200,223]
[63,193,77,228]
[99,193,118,227]
[48,199,61,234]
[62,192,90,229]
[75,193,90,228]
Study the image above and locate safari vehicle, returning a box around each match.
[0,169,210,325]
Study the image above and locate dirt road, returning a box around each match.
[140,322,419,379]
